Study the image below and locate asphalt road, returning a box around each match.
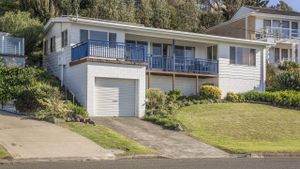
[1,158,300,169]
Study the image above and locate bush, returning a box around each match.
[225,92,240,102]
[166,90,183,101]
[146,88,167,115]
[66,101,89,118]
[199,85,222,100]
[238,90,300,108]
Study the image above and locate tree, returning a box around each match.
[0,11,43,58]
[150,0,172,29]
[135,0,153,26]
[0,0,20,15]
[270,0,293,11]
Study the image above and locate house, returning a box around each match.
[0,32,25,67]
[43,16,271,117]
[206,6,300,65]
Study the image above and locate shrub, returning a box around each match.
[199,85,222,100]
[66,101,89,118]
[146,88,167,115]
[166,90,183,101]
[225,92,240,102]
[238,90,300,108]
[15,82,62,114]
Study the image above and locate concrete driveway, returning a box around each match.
[93,117,230,159]
[0,111,114,160]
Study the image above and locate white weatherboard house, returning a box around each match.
[207,6,300,65]
[43,16,271,117]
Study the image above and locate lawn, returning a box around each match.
[61,122,154,156]
[0,145,11,159]
[174,103,300,154]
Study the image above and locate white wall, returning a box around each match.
[217,43,265,97]
[64,62,88,107]
[86,62,146,118]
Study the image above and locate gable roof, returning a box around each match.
[246,6,300,17]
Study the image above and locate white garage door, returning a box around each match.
[95,78,136,116]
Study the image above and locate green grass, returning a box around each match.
[0,145,11,159]
[174,103,300,154]
[61,122,154,156]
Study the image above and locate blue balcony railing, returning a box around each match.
[71,40,146,62]
[0,35,24,57]
[148,55,218,74]
[71,40,218,74]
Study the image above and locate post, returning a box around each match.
[147,71,151,89]
[172,73,175,91]
[172,39,176,71]
[196,75,199,95]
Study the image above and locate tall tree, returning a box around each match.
[270,0,293,11]
[150,0,172,29]
[135,0,153,27]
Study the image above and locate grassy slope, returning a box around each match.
[0,145,11,159]
[175,103,300,153]
[61,122,154,156]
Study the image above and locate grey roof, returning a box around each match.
[247,6,300,17]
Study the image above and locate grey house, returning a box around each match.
[0,32,25,67]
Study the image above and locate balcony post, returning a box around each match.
[87,40,90,57]
[172,39,175,71]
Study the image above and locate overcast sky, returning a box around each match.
[268,0,300,12]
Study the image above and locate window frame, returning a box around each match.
[50,36,56,53]
[61,29,68,48]
[229,46,256,66]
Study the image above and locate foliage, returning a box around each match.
[66,101,89,118]
[237,90,300,108]
[166,89,183,102]
[0,11,43,57]
[199,85,222,100]
[225,92,240,102]
[267,61,300,92]
[270,0,293,11]
[145,88,167,115]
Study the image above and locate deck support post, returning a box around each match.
[196,75,199,95]
[172,73,175,91]
[172,39,176,71]
[147,71,151,89]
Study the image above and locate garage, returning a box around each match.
[94,77,136,116]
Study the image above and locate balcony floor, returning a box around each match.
[147,70,218,78]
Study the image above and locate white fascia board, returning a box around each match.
[45,16,273,47]
[252,13,300,20]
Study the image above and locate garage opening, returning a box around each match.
[94,77,136,116]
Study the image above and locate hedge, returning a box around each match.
[228,91,300,108]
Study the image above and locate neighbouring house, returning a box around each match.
[0,32,25,67]
[43,16,271,117]
[206,6,300,65]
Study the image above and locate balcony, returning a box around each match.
[0,35,24,57]
[71,40,218,74]
[256,27,300,40]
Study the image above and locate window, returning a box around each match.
[109,33,117,42]
[185,47,195,58]
[207,45,217,60]
[263,20,271,28]
[175,46,185,57]
[90,31,107,41]
[80,29,88,42]
[282,49,288,60]
[230,46,256,66]
[282,21,290,38]
[50,36,56,53]
[61,30,68,47]
[292,22,299,37]
[152,43,162,56]
[43,40,48,55]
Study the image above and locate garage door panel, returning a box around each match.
[95,78,136,116]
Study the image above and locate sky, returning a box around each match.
[268,0,300,12]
